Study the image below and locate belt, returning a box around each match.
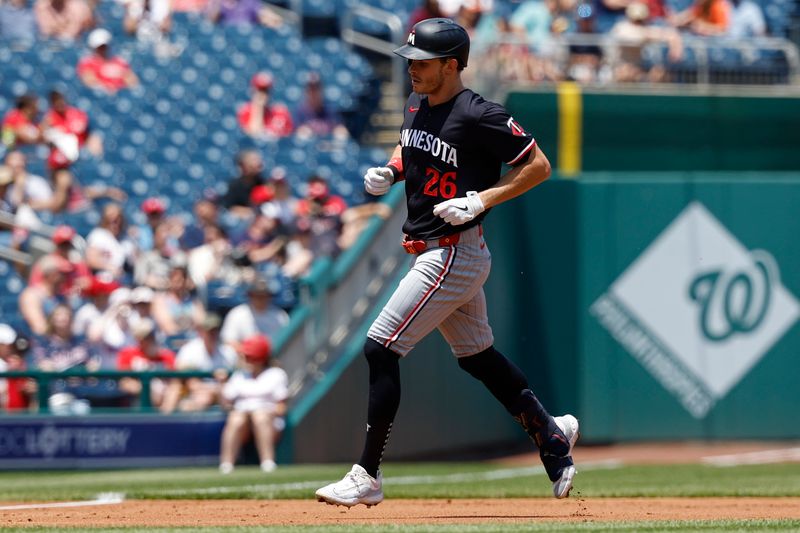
[402,232,460,254]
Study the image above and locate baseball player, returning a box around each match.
[315,18,579,508]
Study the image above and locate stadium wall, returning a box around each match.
[505,88,800,172]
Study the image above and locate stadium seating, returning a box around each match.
[0,2,392,316]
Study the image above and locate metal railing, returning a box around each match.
[0,369,214,413]
[467,33,800,99]
[340,4,406,89]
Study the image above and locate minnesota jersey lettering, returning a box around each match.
[400,129,459,167]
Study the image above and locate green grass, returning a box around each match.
[2,521,800,532]
[0,462,799,501]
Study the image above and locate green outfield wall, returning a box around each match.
[505,89,800,172]
[483,172,800,441]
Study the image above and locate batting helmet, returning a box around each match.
[393,18,470,69]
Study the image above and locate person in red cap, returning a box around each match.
[130,196,178,261]
[294,174,347,259]
[219,333,288,474]
[72,273,121,341]
[236,71,293,139]
[28,225,92,297]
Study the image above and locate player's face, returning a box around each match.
[407,59,447,95]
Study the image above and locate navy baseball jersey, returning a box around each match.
[399,89,536,239]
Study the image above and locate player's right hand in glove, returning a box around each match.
[364,167,394,196]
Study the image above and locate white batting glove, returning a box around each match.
[364,167,394,196]
[432,191,485,226]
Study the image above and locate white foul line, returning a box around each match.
[0,493,125,511]
[702,447,800,467]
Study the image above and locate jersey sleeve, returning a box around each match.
[474,103,536,166]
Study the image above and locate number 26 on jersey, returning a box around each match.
[423,167,457,199]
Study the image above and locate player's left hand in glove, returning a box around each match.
[364,167,394,196]
[433,191,485,226]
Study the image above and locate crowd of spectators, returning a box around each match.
[0,0,285,48]
[412,0,773,84]
[0,0,392,424]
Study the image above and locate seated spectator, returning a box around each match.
[2,94,43,149]
[236,72,293,140]
[670,0,731,36]
[206,0,282,27]
[187,224,243,289]
[29,303,95,371]
[0,0,37,47]
[172,0,207,12]
[566,3,604,84]
[220,277,289,349]
[510,0,558,53]
[40,90,103,176]
[162,313,236,412]
[123,0,182,56]
[72,273,119,341]
[134,221,178,290]
[117,318,176,409]
[129,197,180,259]
[259,169,298,230]
[131,197,165,255]
[408,0,444,31]
[612,2,684,82]
[19,255,71,335]
[151,257,204,338]
[85,203,133,279]
[728,0,765,38]
[231,212,285,267]
[338,201,393,250]
[34,0,93,41]
[0,324,32,411]
[222,149,266,220]
[598,0,668,22]
[2,150,69,216]
[77,28,140,94]
[0,167,13,246]
[219,334,288,474]
[28,225,92,298]
[180,188,219,250]
[295,74,348,140]
[295,175,347,259]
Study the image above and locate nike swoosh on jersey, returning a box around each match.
[408,106,419,112]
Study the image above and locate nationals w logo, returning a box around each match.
[689,251,777,342]
[591,202,799,418]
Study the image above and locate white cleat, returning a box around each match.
[315,464,384,508]
[551,414,580,499]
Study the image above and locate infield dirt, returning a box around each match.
[3,442,799,528]
[2,497,800,527]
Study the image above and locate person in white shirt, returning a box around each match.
[219,334,288,474]
[220,277,289,349]
[86,203,134,279]
[161,313,237,412]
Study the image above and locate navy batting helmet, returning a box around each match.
[393,18,470,69]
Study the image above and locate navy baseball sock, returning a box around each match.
[458,347,562,451]
[358,338,401,479]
